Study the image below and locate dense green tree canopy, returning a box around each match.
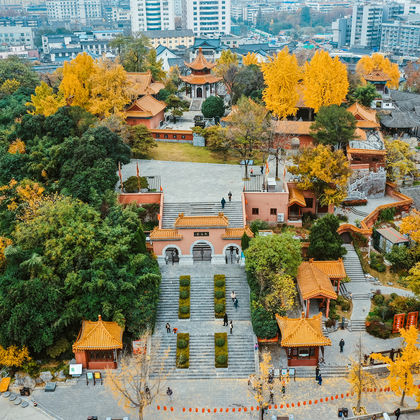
[231,64,265,104]
[201,96,225,119]
[351,84,377,107]
[308,214,346,260]
[0,56,39,90]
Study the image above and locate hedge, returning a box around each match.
[214,274,226,318]
[176,333,189,368]
[179,275,190,319]
[215,332,228,368]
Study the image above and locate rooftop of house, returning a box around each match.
[126,95,166,118]
[126,71,165,96]
[276,312,331,348]
[142,29,194,38]
[72,315,124,351]
[185,47,216,71]
[363,68,391,82]
[274,120,313,136]
[376,227,409,244]
[174,212,229,228]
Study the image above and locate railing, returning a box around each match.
[364,348,401,366]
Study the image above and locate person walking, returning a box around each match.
[250,168,254,176]
[223,313,228,326]
[165,322,171,333]
[315,365,320,381]
[231,290,236,302]
[394,408,401,420]
[145,385,151,401]
[221,197,226,209]
[260,165,264,174]
[166,387,173,401]
[317,373,322,386]
[234,297,239,309]
[339,338,345,353]
[228,191,232,202]
[229,320,233,334]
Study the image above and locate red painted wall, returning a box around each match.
[151,129,194,141]
[126,110,164,129]
[118,193,162,205]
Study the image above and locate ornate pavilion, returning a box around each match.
[180,47,221,99]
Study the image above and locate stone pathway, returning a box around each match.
[151,264,257,380]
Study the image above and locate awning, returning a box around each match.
[289,187,306,207]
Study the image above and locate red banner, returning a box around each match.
[406,311,419,329]
[392,313,406,333]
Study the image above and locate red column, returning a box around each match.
[306,299,310,317]
[326,299,330,318]
[337,280,341,294]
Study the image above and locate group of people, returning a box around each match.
[221,191,233,209]
[221,290,240,334]
[165,323,177,334]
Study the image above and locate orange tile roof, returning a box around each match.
[310,259,347,279]
[289,186,306,207]
[275,120,312,135]
[363,68,390,82]
[347,147,387,156]
[297,262,338,300]
[126,95,166,118]
[174,212,229,228]
[180,74,222,85]
[276,312,331,347]
[127,71,164,96]
[185,47,216,70]
[355,128,367,140]
[356,120,380,129]
[222,226,254,239]
[72,315,123,351]
[149,228,183,240]
[149,82,165,94]
[347,103,380,128]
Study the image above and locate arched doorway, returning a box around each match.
[225,245,240,264]
[165,247,179,264]
[192,241,211,262]
[196,87,203,98]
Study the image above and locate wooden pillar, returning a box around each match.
[337,279,341,294]
[306,299,310,317]
[326,298,330,318]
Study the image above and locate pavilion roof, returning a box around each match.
[310,259,347,279]
[276,312,331,347]
[126,95,166,118]
[275,120,312,136]
[179,74,222,85]
[149,228,183,241]
[363,68,390,82]
[127,71,164,96]
[288,186,306,207]
[174,212,229,228]
[347,103,380,128]
[297,261,338,300]
[72,315,123,351]
[185,47,216,70]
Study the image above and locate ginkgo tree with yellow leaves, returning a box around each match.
[289,144,352,206]
[371,326,420,407]
[243,52,259,66]
[261,47,301,119]
[28,53,132,118]
[303,50,349,113]
[356,53,400,89]
[384,138,417,182]
[0,344,30,368]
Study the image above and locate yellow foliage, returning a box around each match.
[28,81,66,116]
[0,236,12,268]
[384,138,416,182]
[405,262,420,295]
[400,212,420,243]
[356,53,400,89]
[8,139,26,154]
[371,326,420,406]
[243,52,259,66]
[0,78,20,96]
[289,144,351,206]
[261,47,301,119]
[263,273,297,313]
[28,53,131,118]
[215,49,238,72]
[0,345,30,367]
[303,50,349,112]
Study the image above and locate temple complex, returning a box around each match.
[180,47,222,99]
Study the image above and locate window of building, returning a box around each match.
[305,198,313,208]
[252,208,259,215]
[164,134,168,139]
[181,135,186,139]
[173,134,177,139]
[270,208,277,215]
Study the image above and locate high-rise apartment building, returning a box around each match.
[185,0,231,36]
[332,16,351,48]
[350,3,383,49]
[130,0,175,33]
[46,0,102,24]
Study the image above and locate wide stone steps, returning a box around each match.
[350,320,366,332]
[162,201,244,229]
[294,365,349,378]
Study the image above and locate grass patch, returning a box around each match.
[215,332,228,368]
[214,274,226,318]
[150,142,239,164]
[176,333,189,368]
[178,275,190,319]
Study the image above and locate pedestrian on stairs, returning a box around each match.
[229,320,233,334]
[228,191,232,202]
[231,290,236,302]
[315,364,320,381]
[339,338,345,353]
[166,387,173,401]
[234,297,239,309]
[318,373,322,386]
[221,197,226,209]
[223,313,228,326]
[165,323,171,333]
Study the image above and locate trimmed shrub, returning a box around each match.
[215,332,228,368]
[215,279,225,287]
[180,276,190,287]
[325,319,336,328]
[179,305,189,314]
[366,321,392,339]
[373,294,384,305]
[215,303,225,314]
[180,290,189,299]
[215,337,225,347]
[215,290,225,299]
[370,252,386,272]
[176,333,189,368]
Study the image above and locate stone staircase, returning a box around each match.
[190,276,215,321]
[162,201,244,229]
[190,98,203,111]
[343,244,366,282]
[349,319,367,332]
[156,276,179,322]
[225,276,251,321]
[293,365,349,378]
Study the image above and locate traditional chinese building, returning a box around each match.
[127,71,165,98]
[362,68,393,110]
[72,315,124,370]
[276,312,331,366]
[180,47,221,99]
[125,95,166,129]
[296,260,347,318]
